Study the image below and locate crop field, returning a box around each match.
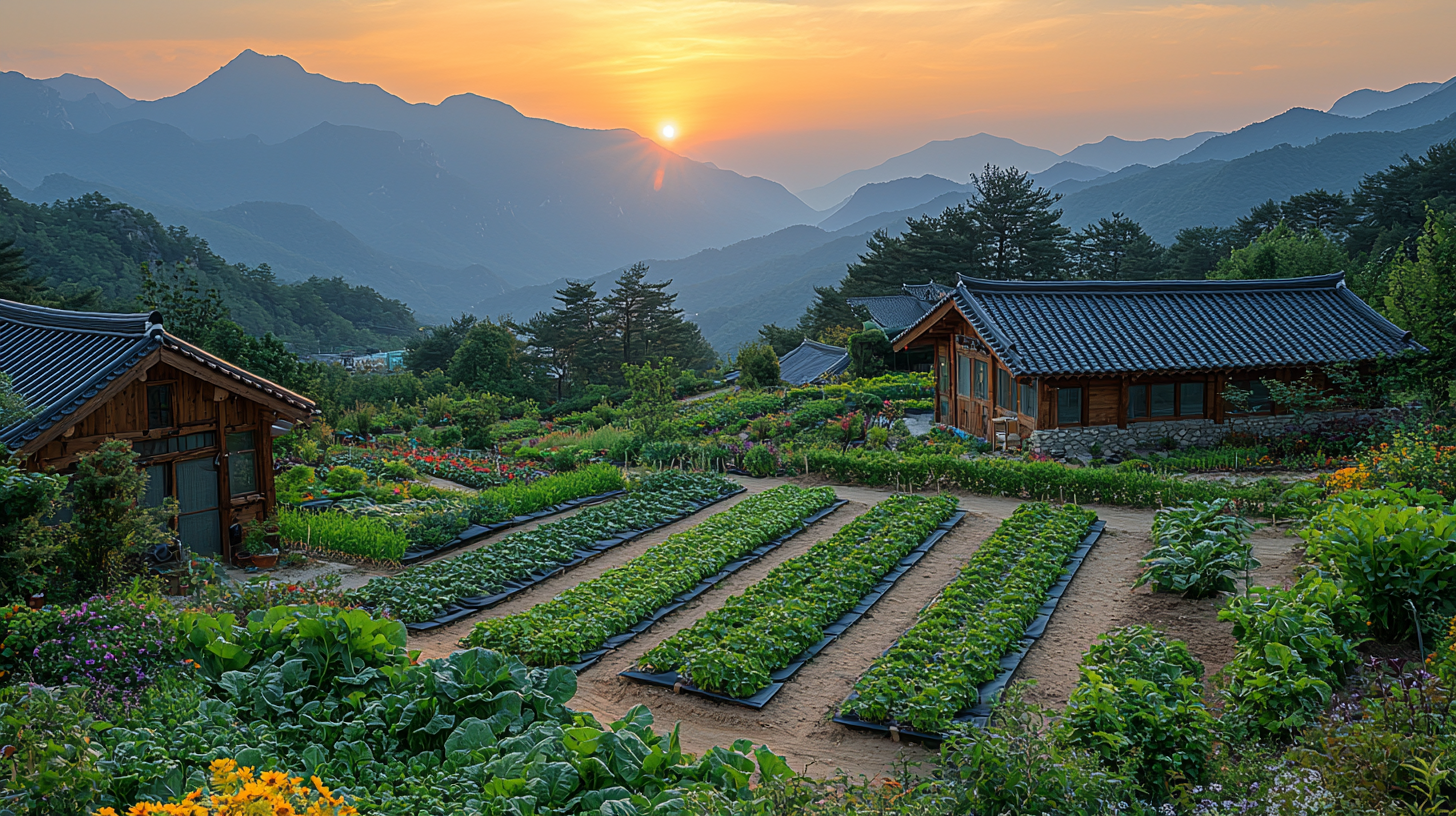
[397,475,1303,778]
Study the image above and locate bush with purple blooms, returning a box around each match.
[5,583,179,711]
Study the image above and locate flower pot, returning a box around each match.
[250,552,280,569]
[231,551,255,568]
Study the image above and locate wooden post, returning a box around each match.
[1116,377,1129,430]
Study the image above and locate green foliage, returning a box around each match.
[742,444,776,477]
[846,328,890,379]
[845,502,1096,731]
[1383,210,1456,405]
[0,683,107,816]
[275,466,317,505]
[69,440,175,590]
[1061,626,1214,795]
[447,320,538,400]
[323,465,368,492]
[464,485,838,665]
[1073,212,1165,281]
[734,342,780,389]
[801,448,1285,511]
[278,507,410,561]
[356,470,725,622]
[1219,581,1361,740]
[0,371,33,429]
[641,494,954,698]
[1300,486,1456,640]
[1210,222,1352,280]
[0,460,69,601]
[1134,500,1259,599]
[623,358,680,442]
[177,604,409,684]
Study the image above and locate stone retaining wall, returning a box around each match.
[1027,409,1390,456]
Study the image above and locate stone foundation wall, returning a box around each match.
[1027,409,1390,457]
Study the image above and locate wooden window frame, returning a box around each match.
[1126,377,1216,423]
[1055,386,1084,427]
[146,381,177,431]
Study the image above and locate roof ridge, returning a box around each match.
[0,297,162,337]
[957,272,1347,294]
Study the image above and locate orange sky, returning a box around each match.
[5,0,1455,188]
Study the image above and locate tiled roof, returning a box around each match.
[902,272,1423,377]
[778,339,850,385]
[847,295,934,334]
[0,298,317,451]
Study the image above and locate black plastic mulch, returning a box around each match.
[403,487,749,633]
[619,511,968,709]
[398,490,629,565]
[558,498,852,673]
[831,519,1106,745]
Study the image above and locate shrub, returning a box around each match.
[434,425,464,448]
[407,423,437,446]
[736,342,780,389]
[70,440,176,590]
[1301,486,1456,640]
[743,444,777,477]
[545,447,580,472]
[275,465,317,505]
[1356,428,1456,497]
[641,440,689,466]
[0,683,106,815]
[513,445,541,460]
[380,459,418,482]
[1134,500,1259,599]
[1219,582,1360,739]
[1061,626,1214,795]
[323,465,367,492]
[1436,613,1456,684]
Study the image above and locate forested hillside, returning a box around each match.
[0,184,416,352]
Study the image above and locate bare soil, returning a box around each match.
[399,474,1304,780]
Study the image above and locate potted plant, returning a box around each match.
[239,518,281,569]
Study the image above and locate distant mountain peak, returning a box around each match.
[222,49,308,74]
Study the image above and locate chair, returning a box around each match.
[990,414,1021,451]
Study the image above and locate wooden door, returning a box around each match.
[176,456,222,556]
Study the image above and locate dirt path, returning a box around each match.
[1016,521,1303,709]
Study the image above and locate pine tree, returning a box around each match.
[1234,200,1284,243]
[1073,213,1165,281]
[1281,189,1356,239]
[0,239,47,303]
[1166,227,1239,280]
[519,280,606,399]
[968,165,1070,280]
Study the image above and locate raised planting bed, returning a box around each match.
[352,470,740,627]
[461,485,843,670]
[279,465,627,563]
[834,502,1100,743]
[625,494,963,708]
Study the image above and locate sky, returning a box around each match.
[4,0,1456,191]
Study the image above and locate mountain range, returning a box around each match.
[3,51,1456,355]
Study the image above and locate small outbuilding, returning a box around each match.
[0,299,318,558]
[885,273,1423,452]
[777,339,850,386]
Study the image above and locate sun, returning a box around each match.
[660,124,676,140]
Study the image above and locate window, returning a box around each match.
[142,464,173,507]
[973,360,988,399]
[146,384,173,430]
[227,431,258,497]
[1019,381,1037,416]
[1151,383,1176,417]
[135,431,216,459]
[1180,382,1205,416]
[1057,387,1082,425]
[996,368,1017,411]
[957,356,971,398]
[1128,384,1149,418]
[938,355,950,393]
[1227,380,1274,413]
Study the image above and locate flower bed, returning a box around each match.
[352,470,736,622]
[638,494,957,698]
[841,502,1096,732]
[461,484,840,665]
[331,444,538,490]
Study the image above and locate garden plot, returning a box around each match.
[461,485,844,669]
[352,471,741,628]
[624,494,964,708]
[835,502,1100,742]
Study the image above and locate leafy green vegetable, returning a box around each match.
[640,494,957,698]
[463,485,839,665]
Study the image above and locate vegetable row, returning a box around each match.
[639,493,957,698]
[462,484,840,665]
[842,501,1096,732]
[278,465,625,562]
[352,470,735,622]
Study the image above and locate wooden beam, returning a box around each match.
[213,386,229,403]
[160,348,311,422]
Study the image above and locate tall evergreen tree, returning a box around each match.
[604,263,663,368]
[518,280,608,399]
[1281,189,1356,239]
[405,314,479,374]
[1073,213,1165,280]
[968,164,1070,281]
[1234,200,1284,243]
[1349,140,1456,260]
[0,239,46,304]
[1165,226,1239,280]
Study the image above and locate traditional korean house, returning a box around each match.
[0,298,318,558]
[777,339,851,386]
[884,273,1422,453]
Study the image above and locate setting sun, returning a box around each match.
[660,124,676,140]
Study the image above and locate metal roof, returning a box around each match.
[893,272,1424,376]
[0,298,317,451]
[778,339,850,385]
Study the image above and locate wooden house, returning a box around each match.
[0,299,318,558]
[864,273,1422,452]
